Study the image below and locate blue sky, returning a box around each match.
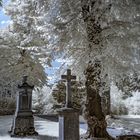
[0,0,10,28]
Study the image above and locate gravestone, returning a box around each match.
[58,69,79,140]
[10,76,38,137]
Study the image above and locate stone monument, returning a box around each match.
[58,69,79,140]
[10,76,38,137]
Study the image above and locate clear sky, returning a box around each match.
[0,0,10,28]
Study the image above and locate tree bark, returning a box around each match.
[81,1,113,138]
[83,61,113,139]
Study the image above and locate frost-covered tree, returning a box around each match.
[110,83,128,115]
[5,0,59,65]
[32,86,53,114]
[42,0,140,80]
[0,29,46,89]
[110,83,140,115]
[4,0,140,139]
[0,0,53,88]
[124,91,140,115]
[39,0,140,139]
[116,72,140,99]
[39,0,111,139]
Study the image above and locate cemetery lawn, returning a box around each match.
[0,115,139,140]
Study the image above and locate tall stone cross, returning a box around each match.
[61,69,76,108]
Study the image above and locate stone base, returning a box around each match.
[10,111,38,137]
[58,108,79,140]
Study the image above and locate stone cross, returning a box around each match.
[61,69,76,108]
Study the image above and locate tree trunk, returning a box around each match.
[81,1,113,138]
[83,61,113,139]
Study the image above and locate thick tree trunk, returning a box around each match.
[81,1,113,138]
[83,61,113,139]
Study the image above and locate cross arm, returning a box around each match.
[71,75,76,80]
[61,75,67,80]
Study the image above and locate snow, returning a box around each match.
[111,84,140,115]
[117,115,140,119]
[0,115,139,140]
[107,127,128,138]
[106,115,140,135]
[36,120,86,137]
[0,116,86,140]
[0,136,33,140]
[124,91,140,115]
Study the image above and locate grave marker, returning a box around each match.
[58,69,79,140]
[10,76,38,137]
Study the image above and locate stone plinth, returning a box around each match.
[10,76,38,137]
[58,108,79,140]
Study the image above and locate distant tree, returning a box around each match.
[116,72,140,99]
[52,80,86,111]
[32,86,52,114]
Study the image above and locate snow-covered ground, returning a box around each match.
[0,115,139,140]
[0,115,86,140]
[107,115,140,136]
[117,115,140,119]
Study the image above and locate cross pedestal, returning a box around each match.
[58,108,79,140]
[58,69,79,140]
[10,76,38,137]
